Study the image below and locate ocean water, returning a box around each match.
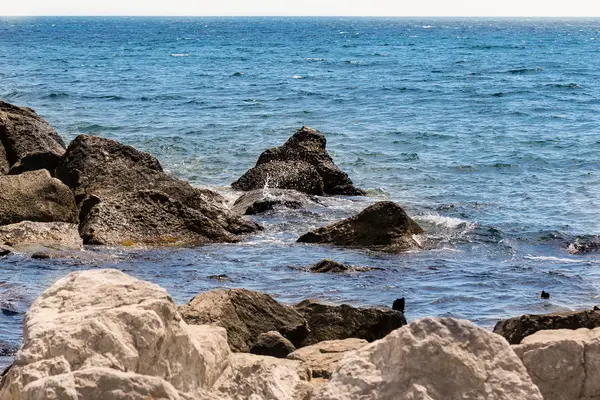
[1,17,599,367]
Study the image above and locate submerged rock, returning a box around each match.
[232,161,324,195]
[295,299,406,347]
[250,331,297,359]
[233,126,365,196]
[0,221,82,250]
[0,170,77,226]
[0,100,66,174]
[568,235,600,254]
[179,288,310,352]
[314,318,543,400]
[297,201,424,252]
[232,188,321,215]
[493,309,600,344]
[309,259,350,273]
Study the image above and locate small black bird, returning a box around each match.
[392,297,405,313]
[541,291,550,299]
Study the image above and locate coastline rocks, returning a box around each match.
[297,201,424,252]
[295,299,407,347]
[513,327,600,400]
[0,170,77,226]
[568,235,600,254]
[287,338,367,379]
[250,331,297,359]
[179,289,310,352]
[231,161,324,195]
[0,221,82,250]
[493,309,600,344]
[309,259,350,273]
[234,126,365,196]
[314,318,544,400]
[0,100,66,174]
[232,189,321,215]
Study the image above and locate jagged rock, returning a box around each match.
[0,269,232,400]
[0,170,77,226]
[314,318,544,400]
[250,331,296,359]
[234,126,365,196]
[179,288,310,352]
[0,145,8,175]
[287,338,367,379]
[568,235,600,254]
[310,259,350,273]
[295,299,406,347]
[55,135,259,245]
[232,161,324,195]
[0,245,11,256]
[0,101,66,174]
[298,201,424,252]
[513,327,600,400]
[232,189,321,215]
[493,309,600,344]
[0,221,82,250]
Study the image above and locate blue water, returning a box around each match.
[1,17,600,368]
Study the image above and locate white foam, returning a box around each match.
[170,53,190,57]
[291,74,305,79]
[524,255,589,263]
[415,214,474,230]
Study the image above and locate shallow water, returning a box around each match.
[1,17,599,369]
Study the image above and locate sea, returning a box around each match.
[0,17,599,368]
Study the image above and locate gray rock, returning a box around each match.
[232,189,321,215]
[298,201,424,252]
[250,331,296,359]
[0,221,82,250]
[232,160,324,195]
[568,235,600,254]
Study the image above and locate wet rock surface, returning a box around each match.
[232,160,325,195]
[232,189,321,215]
[568,235,600,254]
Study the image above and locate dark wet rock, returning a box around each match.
[493,309,600,344]
[298,201,424,252]
[235,126,365,196]
[179,288,310,352]
[31,252,51,260]
[232,188,321,215]
[0,170,77,226]
[294,299,407,347]
[0,340,17,357]
[540,290,550,299]
[0,246,11,256]
[568,236,600,254]
[207,274,230,282]
[231,160,324,195]
[392,297,405,313]
[250,331,296,359]
[0,100,66,174]
[595,306,600,311]
[310,259,350,273]
[55,135,259,245]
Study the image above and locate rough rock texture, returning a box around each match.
[314,318,544,400]
[55,135,259,245]
[568,236,600,254]
[493,309,600,344]
[295,299,407,347]
[0,221,82,250]
[179,289,310,352]
[287,338,367,379]
[0,245,12,256]
[298,201,424,252]
[0,100,66,174]
[310,259,350,273]
[0,170,77,226]
[234,126,365,196]
[232,189,321,215]
[250,331,297,359]
[0,145,8,175]
[0,269,232,400]
[231,161,325,195]
[513,327,600,400]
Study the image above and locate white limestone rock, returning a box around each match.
[0,221,82,251]
[313,317,543,400]
[513,327,600,400]
[287,338,367,379]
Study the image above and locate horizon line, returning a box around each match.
[2,14,600,18]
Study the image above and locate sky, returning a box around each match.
[2,0,600,17]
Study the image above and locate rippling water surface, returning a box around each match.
[1,17,599,368]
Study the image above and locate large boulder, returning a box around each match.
[231,161,325,195]
[232,188,321,215]
[0,100,66,174]
[297,201,424,252]
[234,126,365,196]
[0,170,77,226]
[179,289,310,352]
[314,318,544,400]
[493,309,600,344]
[294,299,406,347]
[0,221,82,250]
[55,135,259,245]
[513,327,600,400]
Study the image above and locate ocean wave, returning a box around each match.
[524,255,590,264]
[43,92,69,99]
[291,75,305,79]
[305,57,326,62]
[545,83,581,89]
[231,72,245,77]
[506,67,544,74]
[170,53,191,57]
[416,214,475,230]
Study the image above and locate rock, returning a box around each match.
[568,235,600,254]
[0,221,82,250]
[493,309,600,344]
[179,288,310,352]
[541,290,550,299]
[392,297,405,313]
[0,145,8,175]
[0,100,66,174]
[207,274,230,282]
[0,269,232,400]
[0,170,77,226]
[31,252,51,259]
[287,338,367,379]
[232,161,325,195]
[297,201,424,252]
[211,353,312,400]
[0,340,17,358]
[0,246,11,256]
[232,188,321,215]
[250,331,296,359]
[234,126,365,195]
[513,327,600,400]
[55,135,259,245]
[309,259,350,273]
[294,299,406,347]
[314,318,544,400]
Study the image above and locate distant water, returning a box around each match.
[1,17,600,368]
